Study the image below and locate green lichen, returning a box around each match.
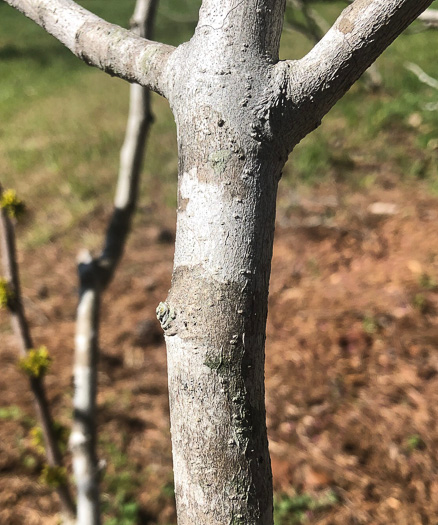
[0,278,14,309]
[140,44,160,74]
[204,352,236,378]
[209,150,232,176]
[230,515,245,525]
[18,346,52,378]
[203,354,222,371]
[0,189,26,219]
[39,464,67,488]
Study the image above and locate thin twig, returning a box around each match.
[0,185,76,523]
[405,62,438,90]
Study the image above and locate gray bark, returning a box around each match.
[3,0,435,523]
[159,2,432,522]
[3,0,173,96]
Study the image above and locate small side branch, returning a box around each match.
[3,0,174,97]
[405,62,438,91]
[0,186,75,523]
[277,0,434,148]
[69,1,158,523]
[285,0,381,89]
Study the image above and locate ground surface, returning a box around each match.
[0,176,437,525]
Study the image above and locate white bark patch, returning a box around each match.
[69,430,87,448]
[175,166,246,282]
[72,455,88,480]
[73,365,92,411]
[76,291,96,345]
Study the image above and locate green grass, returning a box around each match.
[0,405,24,421]
[101,437,143,525]
[274,489,339,524]
[0,0,197,247]
[1,1,438,248]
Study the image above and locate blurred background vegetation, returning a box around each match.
[1,0,437,248]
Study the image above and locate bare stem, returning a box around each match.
[70,1,158,523]
[0,185,76,523]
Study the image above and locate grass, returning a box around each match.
[1,1,438,249]
[281,2,438,187]
[101,437,143,525]
[274,489,339,524]
[0,405,24,421]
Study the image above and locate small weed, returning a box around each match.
[413,293,428,314]
[419,273,437,290]
[104,501,140,525]
[0,405,23,421]
[101,438,142,525]
[0,404,34,428]
[362,315,378,335]
[21,454,38,471]
[405,434,426,453]
[274,489,339,524]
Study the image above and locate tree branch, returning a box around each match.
[70,1,158,522]
[285,0,382,89]
[277,0,434,148]
[3,0,174,97]
[405,62,438,90]
[71,250,101,525]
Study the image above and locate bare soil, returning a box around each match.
[1,178,437,524]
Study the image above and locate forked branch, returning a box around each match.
[3,0,174,97]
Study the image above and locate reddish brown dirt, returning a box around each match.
[1,179,437,524]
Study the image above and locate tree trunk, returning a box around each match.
[162,142,282,524]
[156,3,286,523]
